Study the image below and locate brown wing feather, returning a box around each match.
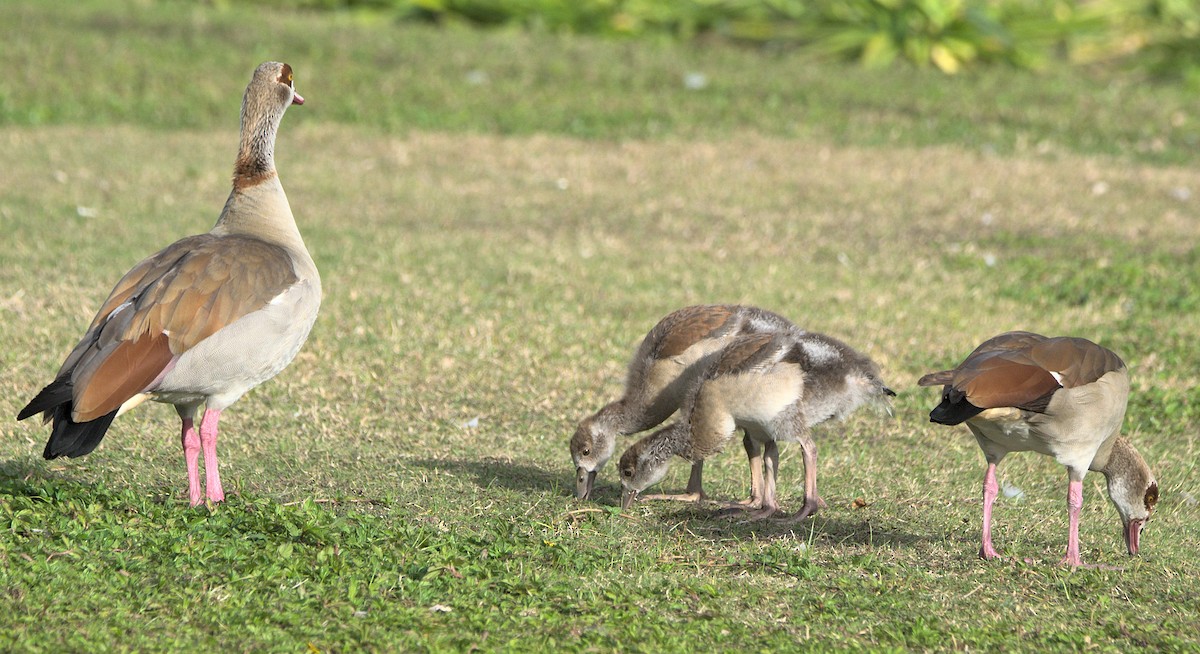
[713,332,777,377]
[653,305,736,359]
[74,334,173,421]
[61,233,298,421]
[921,331,1121,413]
[919,332,1046,389]
[80,239,203,336]
[917,370,954,387]
[1028,337,1125,388]
[961,359,1060,410]
[120,235,297,352]
[964,331,1047,359]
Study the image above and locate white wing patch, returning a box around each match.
[1049,371,1065,385]
[268,288,292,306]
[107,300,133,321]
[800,339,841,366]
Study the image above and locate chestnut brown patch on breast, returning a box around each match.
[232,157,277,190]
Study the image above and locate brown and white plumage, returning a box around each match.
[617,330,895,520]
[18,62,320,506]
[570,304,798,502]
[918,331,1158,566]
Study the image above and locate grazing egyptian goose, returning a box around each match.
[918,331,1157,566]
[571,304,798,502]
[617,330,895,519]
[17,62,320,507]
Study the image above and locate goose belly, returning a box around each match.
[967,408,1054,457]
[154,279,320,410]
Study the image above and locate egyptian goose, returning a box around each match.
[571,304,798,503]
[617,330,895,520]
[17,62,320,507]
[918,331,1157,566]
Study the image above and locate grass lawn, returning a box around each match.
[1,0,1198,651]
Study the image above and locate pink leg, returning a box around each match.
[1062,479,1084,567]
[779,439,821,524]
[719,435,765,513]
[684,461,706,500]
[980,463,1001,560]
[641,462,708,503]
[746,441,783,521]
[742,435,765,508]
[199,408,225,504]
[181,417,202,506]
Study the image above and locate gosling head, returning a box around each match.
[616,425,680,510]
[570,414,617,500]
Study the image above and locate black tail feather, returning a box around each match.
[17,377,73,422]
[18,377,117,459]
[929,397,985,426]
[43,406,118,459]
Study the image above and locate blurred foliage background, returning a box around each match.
[232,0,1200,79]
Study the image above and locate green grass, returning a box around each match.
[3,0,1200,164]
[2,0,1199,651]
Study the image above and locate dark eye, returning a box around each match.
[622,469,632,478]
[582,448,590,456]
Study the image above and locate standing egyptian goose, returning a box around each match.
[571,304,798,502]
[918,331,1157,566]
[618,330,895,519]
[17,62,320,507]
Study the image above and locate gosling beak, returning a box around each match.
[1125,518,1144,555]
[575,467,597,501]
[620,487,638,511]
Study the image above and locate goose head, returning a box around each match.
[239,61,304,144]
[248,61,304,110]
[232,62,305,189]
[1101,438,1159,555]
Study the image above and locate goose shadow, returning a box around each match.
[402,458,683,509]
[0,457,132,505]
[0,457,81,487]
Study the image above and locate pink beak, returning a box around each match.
[292,91,305,106]
[1125,519,1144,555]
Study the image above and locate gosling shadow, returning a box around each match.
[407,456,574,497]
[649,501,930,547]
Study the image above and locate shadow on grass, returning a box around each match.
[647,502,932,547]
[0,457,85,488]
[0,457,136,509]
[407,456,573,497]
